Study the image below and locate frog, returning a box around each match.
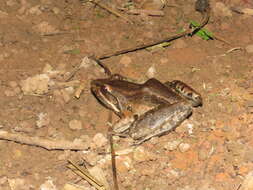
[91,67,202,145]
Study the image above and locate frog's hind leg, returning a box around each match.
[164,80,202,107]
[130,101,192,145]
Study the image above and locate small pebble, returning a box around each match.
[146,65,156,78]
[36,112,50,128]
[92,133,108,147]
[245,45,253,54]
[52,7,60,14]
[4,89,16,97]
[29,5,42,15]
[83,152,99,166]
[119,56,132,66]
[116,156,133,173]
[160,58,168,64]
[0,176,7,185]
[178,143,190,152]
[33,21,59,35]
[20,74,50,95]
[40,179,57,190]
[8,178,25,190]
[164,140,181,151]
[69,120,82,130]
[133,146,156,162]
[241,171,253,190]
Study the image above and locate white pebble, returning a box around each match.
[179,143,190,152]
[36,112,50,128]
[92,133,108,147]
[69,120,82,130]
[164,140,181,151]
[245,44,253,54]
[241,171,253,190]
[146,65,156,78]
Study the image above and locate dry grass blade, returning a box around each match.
[108,121,119,190]
[97,0,211,60]
[89,0,134,24]
[67,160,106,190]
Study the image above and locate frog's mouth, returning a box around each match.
[91,85,121,115]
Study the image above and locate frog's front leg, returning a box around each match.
[129,101,192,145]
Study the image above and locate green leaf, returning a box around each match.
[146,42,171,51]
[64,49,81,55]
[190,20,214,40]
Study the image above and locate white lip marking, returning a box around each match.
[99,86,120,113]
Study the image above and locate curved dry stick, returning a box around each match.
[107,113,119,190]
[0,130,89,150]
[95,0,211,60]
[97,2,210,60]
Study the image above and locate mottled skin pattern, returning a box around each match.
[91,75,202,144]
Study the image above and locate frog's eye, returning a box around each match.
[103,84,112,93]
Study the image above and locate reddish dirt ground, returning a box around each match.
[0,0,253,190]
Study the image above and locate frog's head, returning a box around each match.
[91,78,122,117]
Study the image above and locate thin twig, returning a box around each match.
[212,34,231,46]
[89,0,134,24]
[119,8,164,16]
[107,113,119,190]
[89,56,119,189]
[89,56,112,76]
[67,160,106,190]
[64,65,83,82]
[97,4,210,60]
[0,130,89,150]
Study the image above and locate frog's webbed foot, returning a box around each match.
[129,101,192,145]
[164,80,202,107]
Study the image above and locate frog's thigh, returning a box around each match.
[132,102,192,145]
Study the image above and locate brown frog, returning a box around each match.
[91,68,202,145]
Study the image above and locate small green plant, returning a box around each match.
[190,20,213,40]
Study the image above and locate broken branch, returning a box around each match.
[0,130,89,150]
